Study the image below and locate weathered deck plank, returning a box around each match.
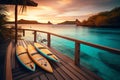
[11,40,102,80]
[40,74,48,80]
[50,47,101,80]
[32,77,40,80]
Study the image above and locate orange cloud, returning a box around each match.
[6,0,120,24]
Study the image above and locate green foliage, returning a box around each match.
[0,5,14,41]
[0,5,7,27]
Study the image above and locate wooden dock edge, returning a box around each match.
[4,41,15,80]
[49,47,103,80]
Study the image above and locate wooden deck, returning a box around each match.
[10,40,102,80]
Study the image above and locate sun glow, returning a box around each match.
[57,0,72,5]
[6,0,119,24]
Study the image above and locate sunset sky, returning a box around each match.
[6,0,120,24]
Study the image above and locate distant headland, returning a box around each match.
[57,21,76,25]
[6,19,53,25]
[76,7,120,28]
[6,6,120,28]
[58,7,120,28]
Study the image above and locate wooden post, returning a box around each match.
[5,42,13,80]
[47,33,51,47]
[74,42,80,66]
[23,30,25,36]
[34,31,37,42]
[15,4,18,44]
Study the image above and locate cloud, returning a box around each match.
[7,0,120,16]
[33,0,120,16]
[6,0,120,23]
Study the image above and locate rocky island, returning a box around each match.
[77,7,120,28]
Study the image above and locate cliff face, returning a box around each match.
[79,7,120,28]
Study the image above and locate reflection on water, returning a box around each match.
[8,24,120,80]
[99,52,120,71]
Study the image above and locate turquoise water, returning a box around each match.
[8,24,120,80]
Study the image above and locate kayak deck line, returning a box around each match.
[17,52,27,56]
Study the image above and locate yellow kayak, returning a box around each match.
[34,43,59,62]
[27,45,53,73]
[16,46,35,71]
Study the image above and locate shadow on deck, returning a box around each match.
[9,40,102,80]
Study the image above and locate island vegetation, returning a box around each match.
[7,19,53,24]
[7,19,40,24]
[0,5,14,42]
[57,21,75,25]
[58,7,120,28]
[78,7,120,28]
